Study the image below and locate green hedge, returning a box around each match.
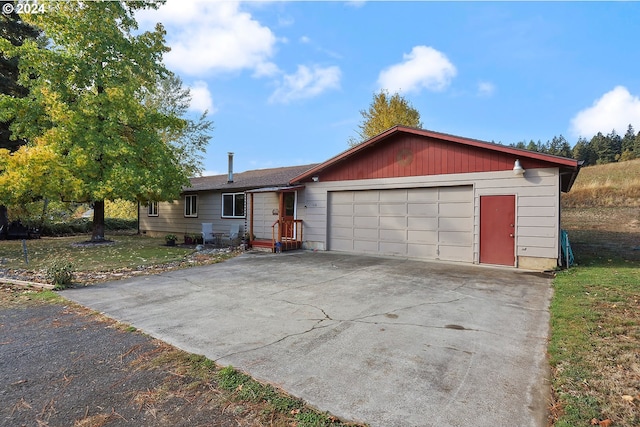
[29,218,138,236]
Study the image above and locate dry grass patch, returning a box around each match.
[563,159,640,207]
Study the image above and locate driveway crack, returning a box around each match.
[212,318,332,363]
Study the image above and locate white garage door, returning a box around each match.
[328,186,473,262]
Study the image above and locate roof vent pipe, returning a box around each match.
[228,152,234,183]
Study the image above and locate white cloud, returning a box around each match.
[188,81,215,113]
[570,86,640,138]
[269,65,341,104]
[377,45,457,94]
[477,81,495,97]
[136,0,278,77]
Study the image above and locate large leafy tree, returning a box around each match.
[348,90,422,146]
[0,2,41,237]
[144,73,213,178]
[0,0,199,242]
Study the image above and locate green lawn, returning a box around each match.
[549,239,639,426]
[0,234,194,272]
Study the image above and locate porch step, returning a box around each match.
[249,239,302,252]
[250,239,274,251]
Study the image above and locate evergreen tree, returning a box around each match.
[573,137,596,165]
[620,124,637,160]
[511,141,527,150]
[590,132,610,164]
[606,129,622,161]
[548,135,572,158]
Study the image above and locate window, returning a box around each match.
[147,201,158,217]
[222,193,245,218]
[185,194,197,217]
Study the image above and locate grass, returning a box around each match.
[0,234,195,272]
[562,158,640,207]
[549,258,639,426]
[134,347,361,427]
[550,159,640,426]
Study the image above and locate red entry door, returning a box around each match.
[480,195,516,266]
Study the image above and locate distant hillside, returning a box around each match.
[562,158,640,208]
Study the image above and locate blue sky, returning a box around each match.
[136,1,640,176]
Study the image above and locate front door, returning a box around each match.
[281,192,296,239]
[480,195,516,266]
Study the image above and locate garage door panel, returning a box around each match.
[354,228,378,239]
[439,245,473,262]
[380,228,406,241]
[439,186,472,201]
[331,238,354,252]
[331,192,354,203]
[328,186,472,262]
[331,204,353,215]
[408,188,438,202]
[408,230,437,242]
[331,215,353,227]
[354,191,379,202]
[439,202,473,217]
[379,242,407,254]
[354,240,379,252]
[408,217,438,230]
[383,190,408,202]
[439,217,473,232]
[408,203,438,216]
[408,243,437,258]
[380,203,407,215]
[380,216,407,229]
[354,204,378,215]
[331,226,353,239]
[439,231,472,245]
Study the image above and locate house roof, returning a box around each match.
[291,126,582,192]
[186,163,318,192]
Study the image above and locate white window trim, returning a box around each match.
[147,201,159,217]
[221,192,245,218]
[185,194,198,218]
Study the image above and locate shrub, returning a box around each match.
[32,218,137,236]
[46,261,75,289]
[104,218,137,231]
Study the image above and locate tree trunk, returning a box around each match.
[0,205,8,239]
[91,200,106,242]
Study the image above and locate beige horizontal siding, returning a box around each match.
[140,191,246,239]
[297,168,561,266]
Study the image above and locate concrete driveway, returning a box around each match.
[63,251,552,427]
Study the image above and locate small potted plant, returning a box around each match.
[165,234,177,246]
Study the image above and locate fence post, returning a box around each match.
[22,239,28,265]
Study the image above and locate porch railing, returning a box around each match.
[271,219,303,251]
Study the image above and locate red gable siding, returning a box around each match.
[319,134,556,182]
